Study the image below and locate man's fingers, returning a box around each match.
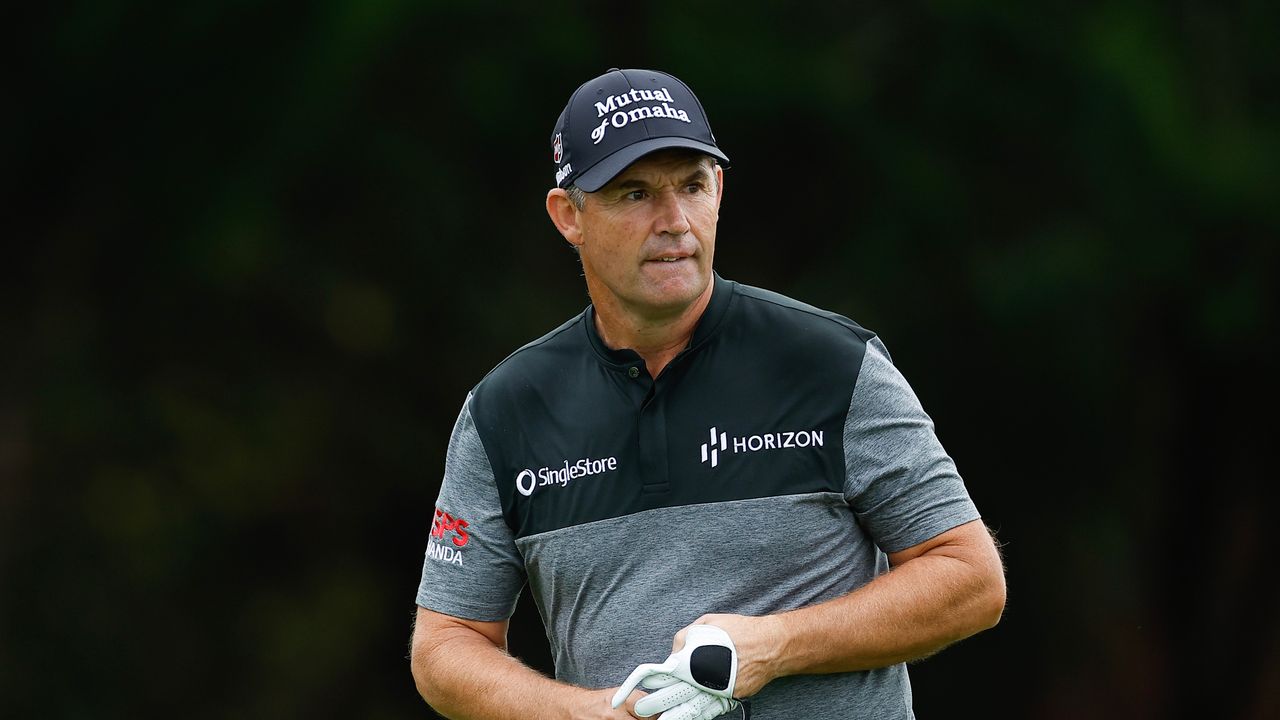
[640,672,683,690]
[694,697,735,720]
[670,626,688,654]
[606,688,646,718]
[611,662,674,708]
[618,623,738,717]
[656,692,716,720]
[632,681,702,717]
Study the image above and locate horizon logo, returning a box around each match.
[699,425,826,469]
[700,427,729,468]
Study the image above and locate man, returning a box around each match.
[410,68,1005,720]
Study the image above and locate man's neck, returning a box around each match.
[592,282,714,379]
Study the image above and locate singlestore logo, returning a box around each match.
[515,455,620,497]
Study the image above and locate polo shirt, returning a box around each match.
[416,273,979,719]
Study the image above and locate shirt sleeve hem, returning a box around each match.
[415,593,518,623]
[876,506,982,555]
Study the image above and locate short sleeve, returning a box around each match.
[843,337,980,553]
[416,394,526,621]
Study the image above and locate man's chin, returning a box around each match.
[636,274,712,314]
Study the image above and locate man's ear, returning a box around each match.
[713,164,724,219]
[546,189,584,248]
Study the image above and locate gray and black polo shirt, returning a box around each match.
[416,274,979,719]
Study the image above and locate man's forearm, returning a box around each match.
[412,620,587,720]
[412,638,530,719]
[695,520,1006,697]
[773,543,1004,675]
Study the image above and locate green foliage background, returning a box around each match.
[5,2,1277,718]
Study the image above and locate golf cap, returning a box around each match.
[550,68,730,192]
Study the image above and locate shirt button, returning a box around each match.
[627,366,640,378]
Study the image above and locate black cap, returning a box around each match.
[550,68,730,192]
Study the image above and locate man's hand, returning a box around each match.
[581,687,647,719]
[625,679,736,720]
[611,625,742,719]
[671,614,786,700]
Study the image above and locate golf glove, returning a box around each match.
[611,624,739,719]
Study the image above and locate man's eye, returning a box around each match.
[626,190,647,201]
[685,183,705,193]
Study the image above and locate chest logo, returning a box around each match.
[699,425,825,469]
[515,455,620,496]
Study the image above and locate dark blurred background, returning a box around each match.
[5,1,1277,718]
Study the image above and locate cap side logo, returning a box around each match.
[552,133,563,164]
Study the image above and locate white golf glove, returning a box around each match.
[611,625,739,720]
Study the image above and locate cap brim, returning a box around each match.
[573,137,731,192]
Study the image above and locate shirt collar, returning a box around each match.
[583,272,736,369]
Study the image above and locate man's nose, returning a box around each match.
[653,190,691,236]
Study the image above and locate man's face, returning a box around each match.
[571,150,724,321]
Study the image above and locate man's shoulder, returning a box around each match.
[471,310,589,397]
[730,281,877,347]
